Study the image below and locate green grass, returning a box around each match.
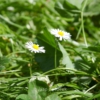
[0,0,100,100]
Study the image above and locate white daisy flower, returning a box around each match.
[50,29,71,41]
[30,75,50,84]
[25,41,45,53]
[29,75,53,87]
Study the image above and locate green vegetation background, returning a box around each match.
[0,0,100,100]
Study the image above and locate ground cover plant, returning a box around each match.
[0,0,100,100]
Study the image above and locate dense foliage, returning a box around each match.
[0,0,100,100]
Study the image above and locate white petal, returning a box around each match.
[49,29,71,41]
[40,50,45,53]
[50,29,58,36]
[59,37,63,41]
[25,41,45,53]
[39,48,45,53]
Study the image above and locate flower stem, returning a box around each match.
[55,48,57,69]
[76,0,88,47]
[54,38,58,69]
[81,0,88,47]
[29,58,33,76]
[29,66,32,76]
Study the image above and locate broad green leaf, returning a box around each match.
[37,29,57,49]
[35,29,62,72]
[55,0,74,18]
[58,42,74,69]
[64,0,84,9]
[55,0,82,18]
[16,94,28,100]
[45,93,61,100]
[84,0,100,16]
[28,79,49,100]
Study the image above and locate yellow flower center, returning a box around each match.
[32,44,39,50]
[58,31,64,36]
